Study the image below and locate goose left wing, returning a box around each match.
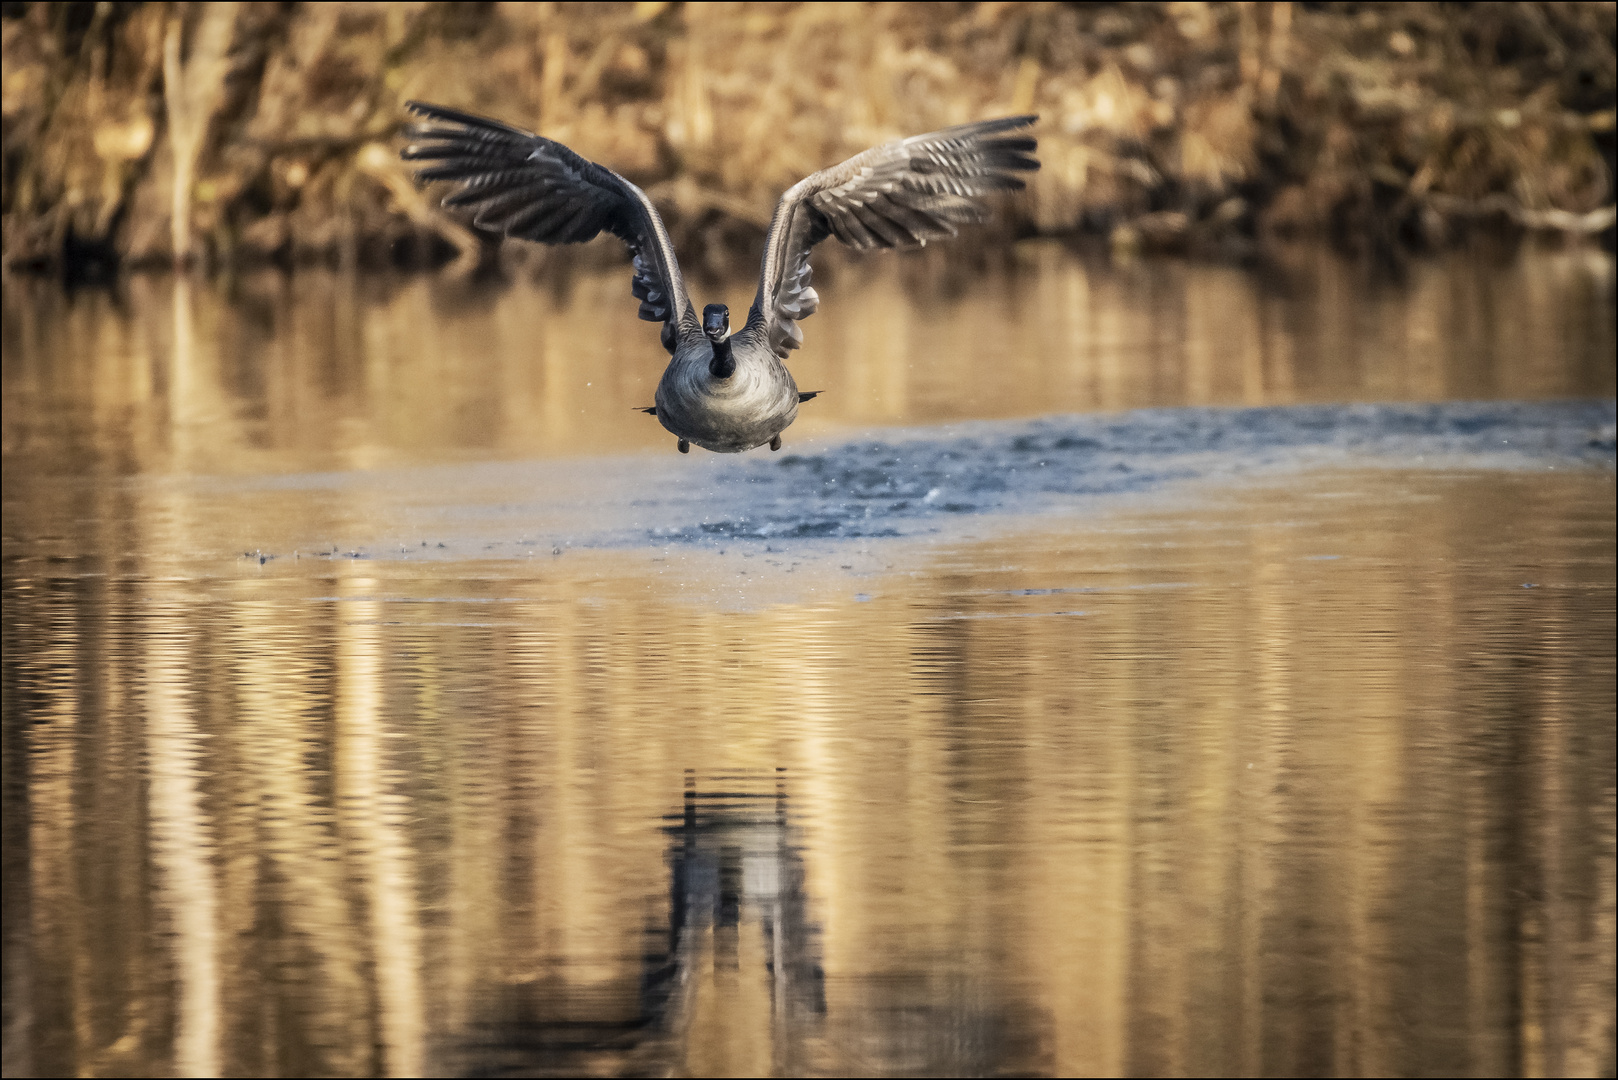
[401,101,699,352]
[742,116,1039,359]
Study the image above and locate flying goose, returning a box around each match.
[401,102,1038,453]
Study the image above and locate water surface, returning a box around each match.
[4,242,1612,474]
[3,246,1614,1077]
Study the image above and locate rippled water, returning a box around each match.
[3,245,1615,1077]
[4,242,1613,474]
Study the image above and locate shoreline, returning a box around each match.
[4,3,1613,277]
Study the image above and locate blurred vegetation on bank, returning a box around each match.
[2,1,1614,277]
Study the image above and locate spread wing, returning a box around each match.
[742,116,1038,359]
[401,101,699,353]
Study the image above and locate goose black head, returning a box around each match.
[702,304,730,342]
[703,304,735,378]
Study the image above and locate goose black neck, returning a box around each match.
[708,337,735,379]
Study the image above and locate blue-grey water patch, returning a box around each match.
[182,399,1615,565]
[600,399,1616,546]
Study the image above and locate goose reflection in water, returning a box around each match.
[457,774,825,1076]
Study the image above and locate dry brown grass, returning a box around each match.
[2,2,1613,273]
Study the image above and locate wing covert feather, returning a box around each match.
[401,101,698,351]
[744,116,1039,359]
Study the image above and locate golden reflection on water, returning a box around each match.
[2,244,1613,475]
[3,466,1613,1077]
[144,591,221,1079]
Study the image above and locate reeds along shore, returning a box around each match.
[2,2,1614,276]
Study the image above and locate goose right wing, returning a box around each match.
[743,116,1039,359]
[401,101,699,352]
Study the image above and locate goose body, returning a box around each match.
[654,319,802,453]
[402,103,1038,453]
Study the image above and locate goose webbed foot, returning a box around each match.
[677,439,689,454]
[769,434,782,451]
